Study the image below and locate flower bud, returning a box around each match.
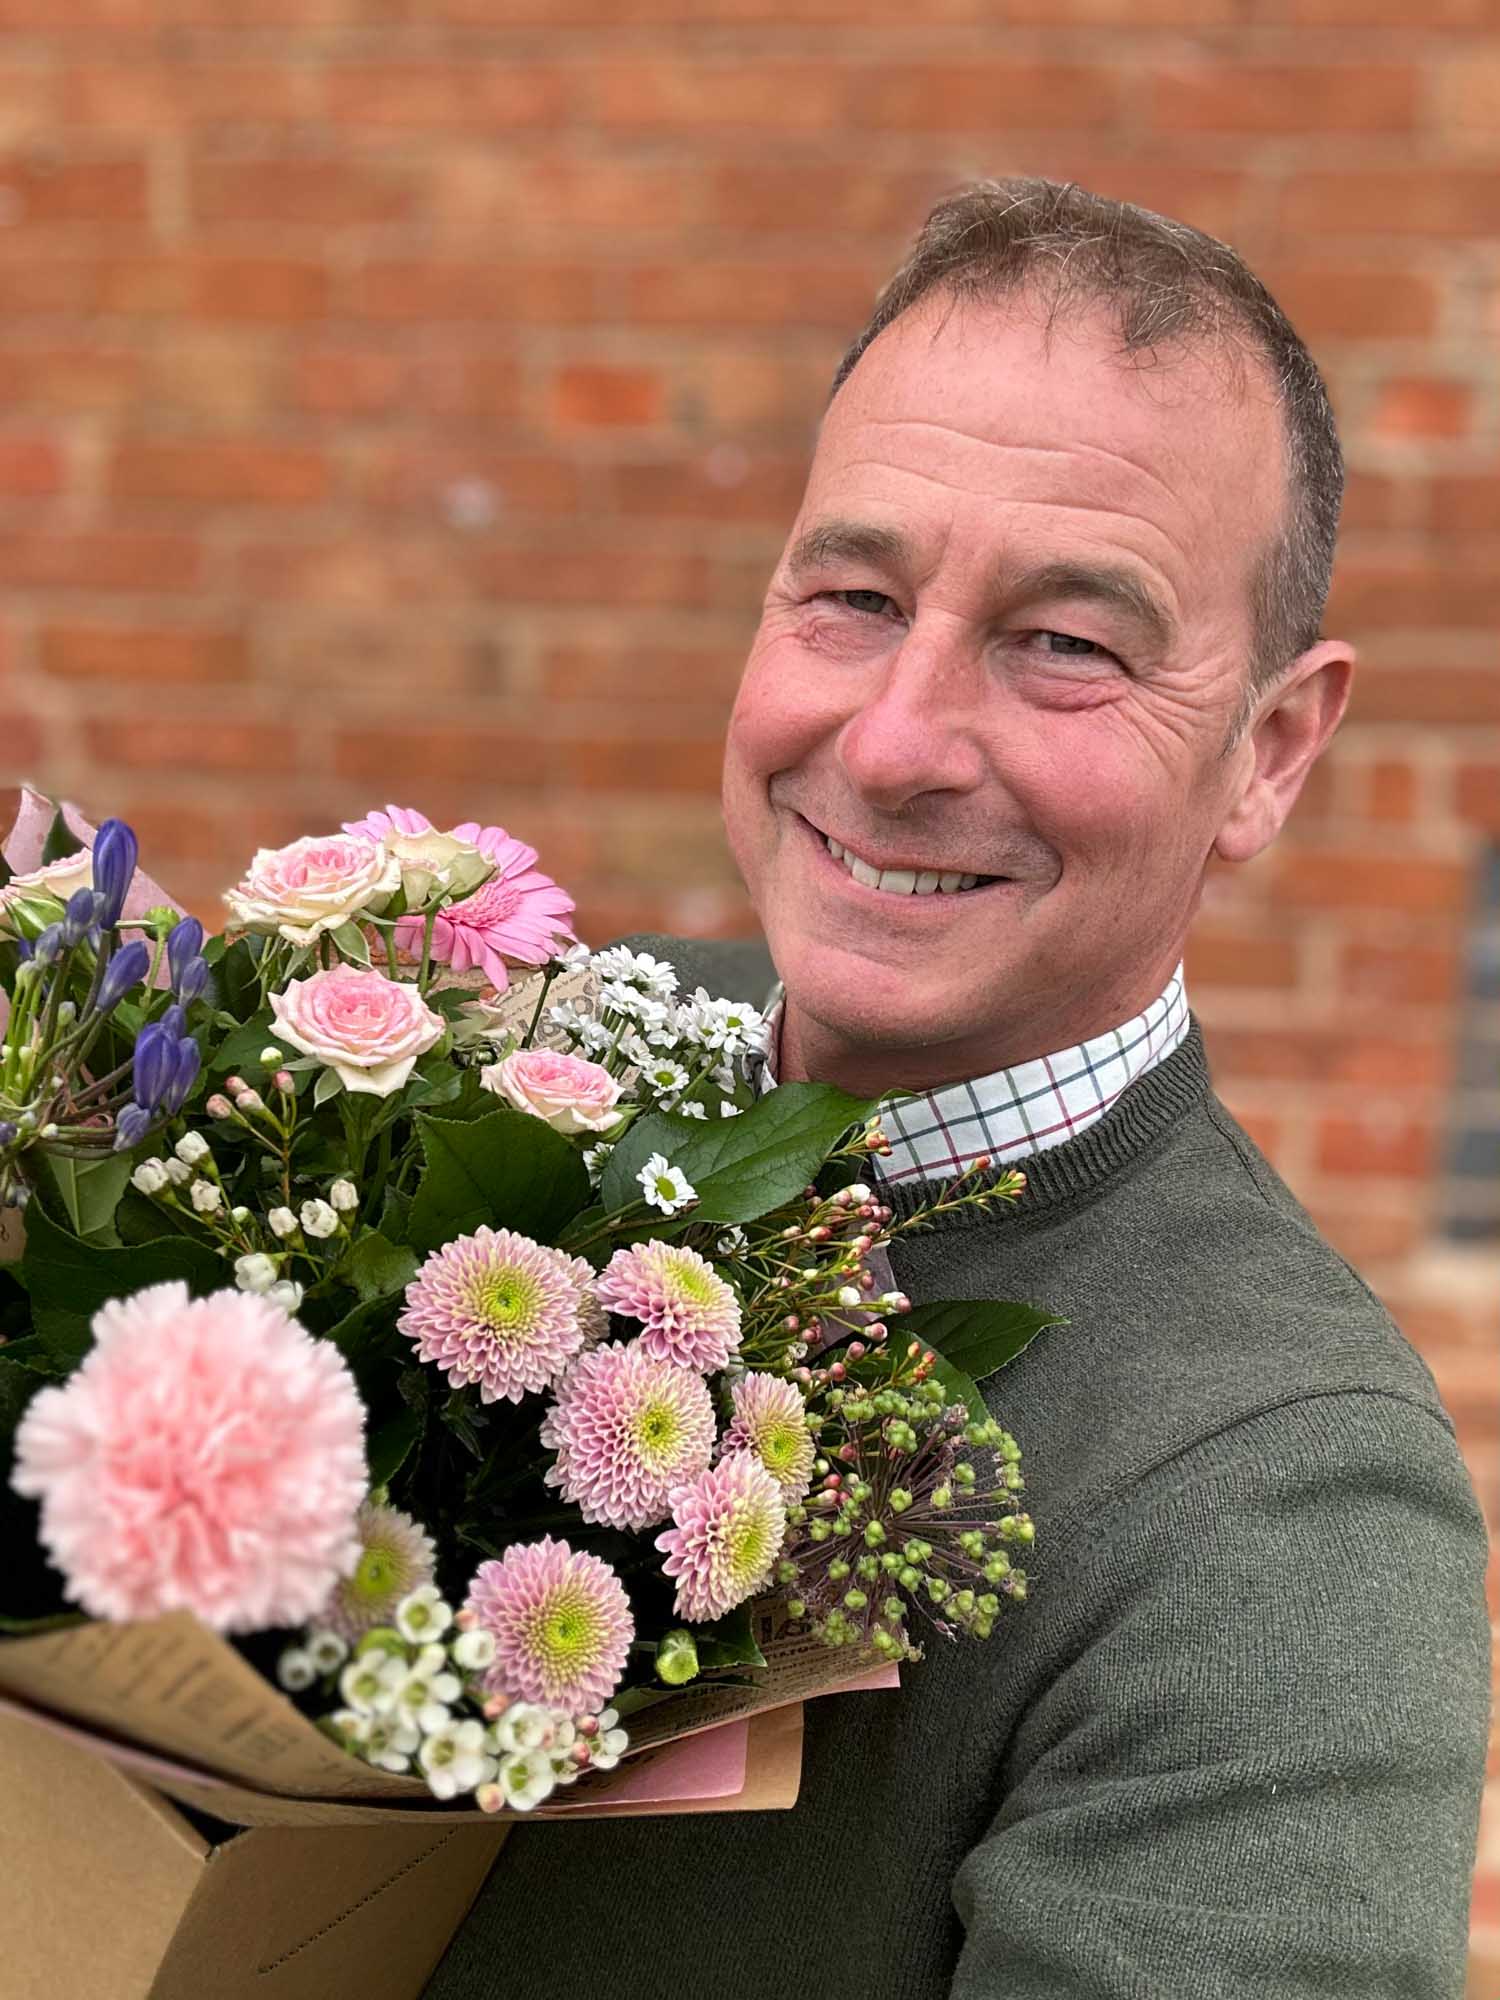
[329,1178,359,1213]
[273,1070,294,1094]
[131,1022,177,1113]
[160,1036,201,1116]
[655,1630,700,1686]
[234,1252,278,1293]
[162,1157,192,1186]
[268,1278,304,1312]
[174,1131,211,1167]
[0,1121,18,1151]
[112,1102,154,1152]
[90,818,138,930]
[189,1178,223,1215]
[267,1207,298,1238]
[235,1088,265,1114]
[175,956,209,1004]
[131,1158,169,1196]
[96,938,151,1014]
[300,1198,339,1238]
[259,1046,284,1066]
[206,1093,234,1120]
[165,914,204,991]
[61,885,103,948]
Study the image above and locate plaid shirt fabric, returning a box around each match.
[759,966,1190,1186]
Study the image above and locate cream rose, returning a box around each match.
[270,965,445,1097]
[0,849,97,936]
[481,1048,624,1135]
[224,833,400,947]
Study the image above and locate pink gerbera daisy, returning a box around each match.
[540,1340,716,1533]
[595,1241,742,1374]
[399,1228,592,1404]
[11,1281,366,1633]
[656,1454,786,1624]
[393,831,574,994]
[720,1372,817,1503]
[466,1536,633,1714]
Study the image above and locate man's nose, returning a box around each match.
[834,630,987,812]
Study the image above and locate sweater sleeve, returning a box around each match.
[949,1391,1492,2000]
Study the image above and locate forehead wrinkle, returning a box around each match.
[859,415,1190,514]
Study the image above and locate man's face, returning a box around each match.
[722,293,1297,1089]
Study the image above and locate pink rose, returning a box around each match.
[225,832,400,947]
[271,965,445,1097]
[481,1049,624,1135]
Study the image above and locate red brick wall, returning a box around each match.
[0,8,1495,1974]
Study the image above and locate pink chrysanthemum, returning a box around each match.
[466,1536,633,1714]
[656,1453,787,1624]
[393,832,574,994]
[540,1340,716,1533]
[11,1281,366,1633]
[315,1500,437,1643]
[595,1241,742,1374]
[720,1372,817,1504]
[399,1228,592,1405]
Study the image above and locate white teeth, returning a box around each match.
[828,838,844,859]
[824,830,985,895]
[877,868,916,894]
[914,871,941,895]
[959,873,978,890]
[938,872,963,893]
[850,856,880,889]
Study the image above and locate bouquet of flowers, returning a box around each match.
[0,790,1051,1821]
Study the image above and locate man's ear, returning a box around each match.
[1213,639,1354,866]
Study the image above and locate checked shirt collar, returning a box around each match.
[756,966,1190,1186]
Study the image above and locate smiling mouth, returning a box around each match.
[806,819,1003,897]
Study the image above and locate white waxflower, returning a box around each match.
[590,1708,629,1772]
[267,1206,298,1238]
[276,1646,316,1692]
[189,1179,223,1214]
[451,1627,498,1673]
[131,1158,169,1196]
[329,1178,359,1213]
[268,1278,304,1313]
[638,1153,696,1216]
[259,1046,284,1065]
[234,1252,279,1294]
[363,1711,421,1773]
[394,1644,463,1732]
[419,1718,496,1800]
[497,1746,556,1811]
[306,1630,350,1675]
[396,1584,453,1644]
[329,1707,373,1748]
[300,1197,339,1238]
[339,1652,405,1717]
[495,1703,553,1755]
[162,1157,192,1186]
[174,1131,211,1167]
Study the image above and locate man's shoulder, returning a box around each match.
[615,931,777,1007]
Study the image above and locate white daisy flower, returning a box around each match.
[638,1153,696,1215]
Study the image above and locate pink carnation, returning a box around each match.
[595,1240,742,1374]
[656,1453,786,1624]
[466,1536,633,1714]
[399,1227,593,1404]
[540,1339,716,1532]
[393,832,574,994]
[11,1282,366,1633]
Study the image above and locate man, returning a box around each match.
[430,180,1490,1998]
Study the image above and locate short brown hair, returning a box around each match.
[831,178,1344,702]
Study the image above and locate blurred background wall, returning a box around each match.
[0,0,1495,1979]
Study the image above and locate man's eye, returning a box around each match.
[822,589,897,618]
[1040,631,1104,656]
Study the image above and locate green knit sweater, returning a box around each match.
[427,936,1491,2000]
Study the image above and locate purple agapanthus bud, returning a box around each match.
[160,1036,201,1116]
[96,939,152,1014]
[0,1120,18,1150]
[32,924,64,967]
[132,1021,177,1111]
[13,937,32,961]
[166,916,204,992]
[61,886,103,949]
[90,819,139,930]
[112,1102,154,1151]
[159,1002,186,1041]
[175,955,210,1004]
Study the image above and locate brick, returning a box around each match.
[1317,1111,1435,1178]
[1184,926,1299,988]
[1152,65,1415,134]
[333,724,547,787]
[541,644,745,706]
[258,611,524,700]
[1370,376,1473,440]
[1274,847,1470,915]
[1360,759,1419,822]
[409,350,520,430]
[324,61,567,130]
[997,155,1248,245]
[1280,169,1500,237]
[861,64,1121,132]
[0,708,42,772]
[1329,562,1495,632]
[0,530,204,593]
[0,256,95,313]
[1251,0,1482,19]
[291,347,410,418]
[85,718,290,774]
[0,437,64,495]
[1429,53,1500,135]
[1456,764,1500,832]
[605,451,808,525]
[671,344,831,440]
[232,534,475,607]
[1262,266,1439,341]
[349,261,599,324]
[107,438,330,507]
[1340,940,1461,1008]
[1309,1202,1426,1266]
[550,364,666,431]
[95,254,329,321]
[621,261,878,330]
[0,153,148,225]
[1208,1025,1449,1089]
[41,623,247,685]
[1348,667,1500,728]
[0,341,144,410]
[558,737,724,792]
[699,165,947,238]
[1339,473,1407,532]
[352,446,581,517]
[1432,476,1500,536]
[191,157,425,228]
[590,60,848,132]
[60,61,317,128]
[142,333,281,422]
[0,65,59,147]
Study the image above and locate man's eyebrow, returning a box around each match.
[783,519,914,580]
[1005,559,1176,651]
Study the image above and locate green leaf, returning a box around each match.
[602,1082,875,1226]
[0,1609,88,1636]
[379,1184,412,1244]
[406,1106,590,1254]
[330,920,371,967]
[341,1231,418,1305]
[207,1009,278,1077]
[322,1293,401,1367]
[40,807,84,865]
[0,1352,53,1434]
[366,1405,422,1489]
[906,1298,1063,1416]
[313,1066,344,1107]
[209,936,262,1020]
[14,1203,225,1367]
[36,1150,134,1244]
[690,1604,767,1671]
